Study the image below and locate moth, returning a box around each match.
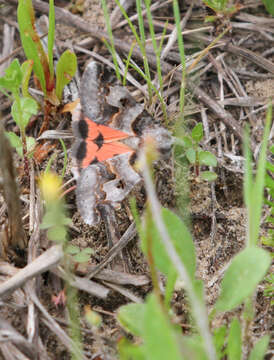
[71,61,173,225]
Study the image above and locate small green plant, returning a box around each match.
[202,0,240,22]
[17,0,77,130]
[66,244,94,265]
[177,122,218,181]
[0,59,37,169]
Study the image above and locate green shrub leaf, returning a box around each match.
[47,225,66,242]
[143,294,182,360]
[73,251,92,263]
[0,59,22,94]
[215,247,271,312]
[56,50,77,100]
[186,147,196,164]
[199,151,217,167]
[142,207,196,281]
[248,335,270,360]
[66,245,80,255]
[5,132,22,155]
[213,325,226,359]
[201,171,217,182]
[11,97,38,130]
[21,59,34,98]
[118,303,146,337]
[191,123,203,143]
[17,0,47,94]
[227,318,241,360]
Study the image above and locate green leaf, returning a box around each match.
[201,171,217,182]
[248,335,270,360]
[261,0,274,15]
[21,59,33,98]
[181,336,208,360]
[11,97,38,130]
[81,247,93,255]
[17,0,47,94]
[118,338,146,360]
[142,208,196,281]
[186,147,196,164]
[5,132,23,156]
[47,225,66,242]
[191,123,203,143]
[199,151,217,167]
[0,59,22,94]
[181,136,193,148]
[118,303,146,337]
[143,294,182,360]
[73,251,91,263]
[265,161,274,173]
[213,325,226,359]
[56,50,77,100]
[215,247,271,312]
[227,318,241,360]
[66,244,80,255]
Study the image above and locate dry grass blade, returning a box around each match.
[0,121,26,250]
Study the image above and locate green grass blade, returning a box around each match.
[101,0,121,82]
[144,0,167,121]
[122,40,136,86]
[250,104,272,246]
[48,0,55,82]
[136,0,152,100]
[173,0,186,115]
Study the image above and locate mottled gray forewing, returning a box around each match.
[76,164,107,225]
[103,153,141,204]
[80,61,116,125]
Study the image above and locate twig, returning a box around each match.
[0,245,63,298]
[76,266,149,286]
[51,267,110,299]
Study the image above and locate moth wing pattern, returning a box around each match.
[73,61,173,225]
